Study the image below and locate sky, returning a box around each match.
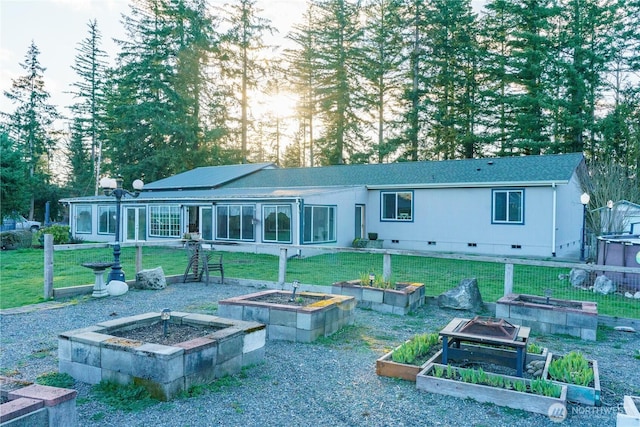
[0,0,308,121]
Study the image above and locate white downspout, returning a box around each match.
[551,183,557,257]
[296,198,302,257]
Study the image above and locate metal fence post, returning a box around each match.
[44,234,53,299]
[278,247,288,287]
[504,263,514,296]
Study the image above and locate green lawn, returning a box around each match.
[0,247,637,319]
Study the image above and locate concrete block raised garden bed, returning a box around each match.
[416,362,568,416]
[218,290,355,342]
[58,312,265,401]
[331,279,424,315]
[496,293,598,341]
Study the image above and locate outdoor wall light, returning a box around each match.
[289,280,300,302]
[369,273,375,286]
[161,308,171,336]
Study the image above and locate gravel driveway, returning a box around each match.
[1,281,638,427]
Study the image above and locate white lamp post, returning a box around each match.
[100,176,144,282]
[580,193,590,261]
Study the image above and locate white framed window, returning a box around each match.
[492,189,524,224]
[149,205,181,237]
[75,205,92,234]
[303,205,336,243]
[263,205,292,243]
[381,191,413,221]
[216,204,255,241]
[98,205,115,234]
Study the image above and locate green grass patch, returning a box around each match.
[92,381,159,412]
[1,247,638,320]
[36,372,75,388]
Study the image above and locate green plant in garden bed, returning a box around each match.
[429,364,562,398]
[527,342,544,355]
[391,333,439,365]
[548,351,594,386]
[358,272,394,289]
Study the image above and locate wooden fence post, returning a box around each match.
[278,248,288,287]
[136,244,143,273]
[383,253,392,282]
[504,263,514,296]
[44,234,53,299]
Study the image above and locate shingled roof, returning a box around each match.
[222,153,585,189]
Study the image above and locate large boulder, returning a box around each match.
[437,278,484,312]
[569,268,590,288]
[135,267,167,290]
[593,275,616,295]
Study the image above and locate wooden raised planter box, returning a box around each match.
[376,347,443,381]
[617,395,640,427]
[542,352,601,406]
[331,280,425,315]
[416,363,568,416]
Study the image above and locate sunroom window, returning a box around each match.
[263,205,292,243]
[303,205,335,243]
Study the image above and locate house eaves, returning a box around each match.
[367,180,571,190]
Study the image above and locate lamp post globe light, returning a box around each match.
[580,192,590,261]
[100,176,144,283]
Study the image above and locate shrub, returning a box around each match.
[37,225,71,245]
[1,230,33,250]
[352,238,368,248]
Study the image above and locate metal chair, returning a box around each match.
[201,252,224,284]
[182,241,203,282]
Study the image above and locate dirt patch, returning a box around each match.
[109,322,222,346]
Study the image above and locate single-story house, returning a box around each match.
[593,200,640,235]
[60,152,588,258]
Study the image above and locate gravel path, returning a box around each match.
[1,282,638,427]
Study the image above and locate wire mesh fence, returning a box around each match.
[50,242,639,319]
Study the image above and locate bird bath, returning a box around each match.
[81,262,114,297]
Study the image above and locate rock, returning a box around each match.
[626,292,634,298]
[635,291,640,299]
[437,278,484,311]
[614,326,636,333]
[533,369,543,377]
[135,267,167,290]
[106,280,128,296]
[593,275,616,295]
[569,268,589,288]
